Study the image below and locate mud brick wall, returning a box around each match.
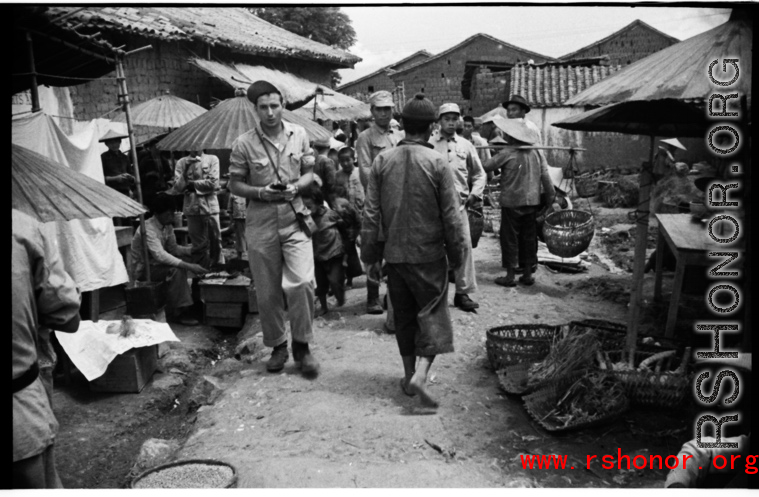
[390,37,549,115]
[68,36,334,126]
[470,68,510,116]
[562,23,677,66]
[340,52,430,97]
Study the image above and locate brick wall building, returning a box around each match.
[338,50,431,100]
[29,7,359,125]
[388,34,553,114]
[559,20,679,67]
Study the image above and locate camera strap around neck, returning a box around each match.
[255,127,299,216]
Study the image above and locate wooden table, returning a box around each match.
[654,214,723,337]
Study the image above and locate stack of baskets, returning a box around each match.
[486,319,693,432]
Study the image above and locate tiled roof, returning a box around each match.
[391,33,555,77]
[337,50,432,91]
[44,7,361,68]
[559,20,678,61]
[509,61,622,108]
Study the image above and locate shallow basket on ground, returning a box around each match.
[497,362,541,396]
[565,319,685,354]
[130,459,237,489]
[542,209,595,258]
[523,371,629,433]
[604,349,692,408]
[486,324,561,370]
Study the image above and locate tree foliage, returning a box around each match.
[249,7,356,51]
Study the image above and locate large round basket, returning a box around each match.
[604,350,692,408]
[542,209,595,258]
[486,324,560,370]
[130,459,237,489]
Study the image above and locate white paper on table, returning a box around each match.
[54,320,180,381]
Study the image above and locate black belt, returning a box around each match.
[13,363,39,394]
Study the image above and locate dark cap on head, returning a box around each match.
[401,93,436,122]
[247,80,282,105]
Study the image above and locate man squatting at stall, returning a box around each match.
[356,90,404,316]
[129,194,209,325]
[484,118,555,287]
[228,80,319,377]
[13,210,82,488]
[362,93,467,407]
[430,103,486,312]
[167,148,224,269]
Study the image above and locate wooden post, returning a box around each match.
[116,58,151,283]
[26,32,40,113]
[626,135,656,361]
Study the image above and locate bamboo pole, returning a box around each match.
[476,145,586,151]
[626,135,656,361]
[25,32,40,113]
[116,58,151,283]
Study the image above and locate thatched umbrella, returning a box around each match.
[292,91,371,122]
[156,94,331,152]
[555,10,752,352]
[112,92,207,129]
[12,143,146,222]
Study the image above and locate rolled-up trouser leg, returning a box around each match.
[387,257,454,357]
[280,223,315,345]
[454,209,477,294]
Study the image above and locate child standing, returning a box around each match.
[302,184,345,316]
[227,190,247,260]
[334,147,364,212]
[333,197,363,287]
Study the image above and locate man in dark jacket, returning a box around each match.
[361,93,466,408]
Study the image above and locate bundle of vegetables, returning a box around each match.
[527,330,601,387]
[540,373,626,429]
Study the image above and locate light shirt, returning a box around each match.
[430,132,487,199]
[356,122,403,189]
[486,148,554,208]
[229,121,313,230]
[169,153,220,216]
[129,215,192,280]
[334,168,365,211]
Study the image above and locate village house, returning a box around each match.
[336,50,432,102]
[14,6,360,130]
[559,19,679,67]
[387,33,554,114]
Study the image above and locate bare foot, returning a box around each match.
[400,377,416,397]
[407,374,439,408]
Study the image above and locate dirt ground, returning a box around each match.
[52,204,709,488]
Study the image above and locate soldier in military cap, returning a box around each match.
[356,90,404,315]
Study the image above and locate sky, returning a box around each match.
[337,5,732,86]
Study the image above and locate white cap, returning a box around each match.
[437,103,461,118]
[661,138,686,151]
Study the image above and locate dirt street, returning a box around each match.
[53,207,698,488]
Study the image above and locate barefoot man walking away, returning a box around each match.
[361,93,466,407]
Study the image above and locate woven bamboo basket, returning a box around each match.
[604,349,692,408]
[565,319,684,354]
[543,210,595,258]
[131,459,237,488]
[497,362,540,396]
[574,171,602,198]
[523,371,629,433]
[485,324,560,370]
